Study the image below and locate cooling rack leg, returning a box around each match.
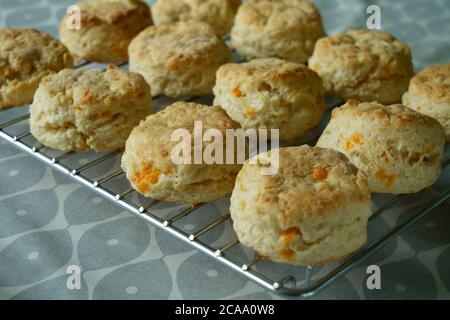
[215,239,239,257]
[305,265,314,288]
[32,143,44,152]
[242,255,260,271]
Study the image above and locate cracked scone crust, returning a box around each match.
[0,28,73,109]
[60,0,152,63]
[30,65,152,152]
[152,0,240,35]
[213,58,325,141]
[121,102,242,205]
[317,100,445,194]
[129,21,231,97]
[230,146,372,265]
[402,63,450,142]
[309,29,413,104]
[231,0,325,64]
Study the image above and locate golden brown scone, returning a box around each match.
[60,0,152,63]
[121,102,242,205]
[230,145,372,265]
[152,0,240,35]
[213,58,325,141]
[0,28,73,109]
[309,29,413,104]
[403,63,450,142]
[316,100,445,194]
[30,65,152,152]
[129,21,232,97]
[231,0,325,64]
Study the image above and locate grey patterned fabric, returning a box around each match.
[0,0,449,300]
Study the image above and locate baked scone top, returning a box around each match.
[37,65,149,106]
[0,28,72,92]
[217,58,322,88]
[124,102,241,174]
[76,0,152,24]
[152,0,240,35]
[236,0,323,34]
[312,29,412,78]
[408,63,450,103]
[129,21,227,65]
[237,146,370,225]
[331,99,443,129]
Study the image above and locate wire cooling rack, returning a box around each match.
[1,56,449,297]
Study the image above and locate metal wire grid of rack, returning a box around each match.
[1,56,449,297]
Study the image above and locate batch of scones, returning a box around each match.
[1,0,448,266]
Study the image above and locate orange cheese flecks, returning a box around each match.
[76,137,88,150]
[169,63,180,73]
[375,168,397,187]
[381,151,390,163]
[425,144,436,154]
[280,248,295,260]
[343,133,363,151]
[381,64,391,76]
[409,152,421,165]
[357,76,369,85]
[82,90,93,105]
[133,167,161,192]
[343,139,354,151]
[258,82,273,92]
[352,132,363,144]
[100,111,112,118]
[165,166,175,175]
[282,227,301,245]
[232,86,243,97]
[137,182,149,193]
[312,167,328,181]
[244,107,257,118]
